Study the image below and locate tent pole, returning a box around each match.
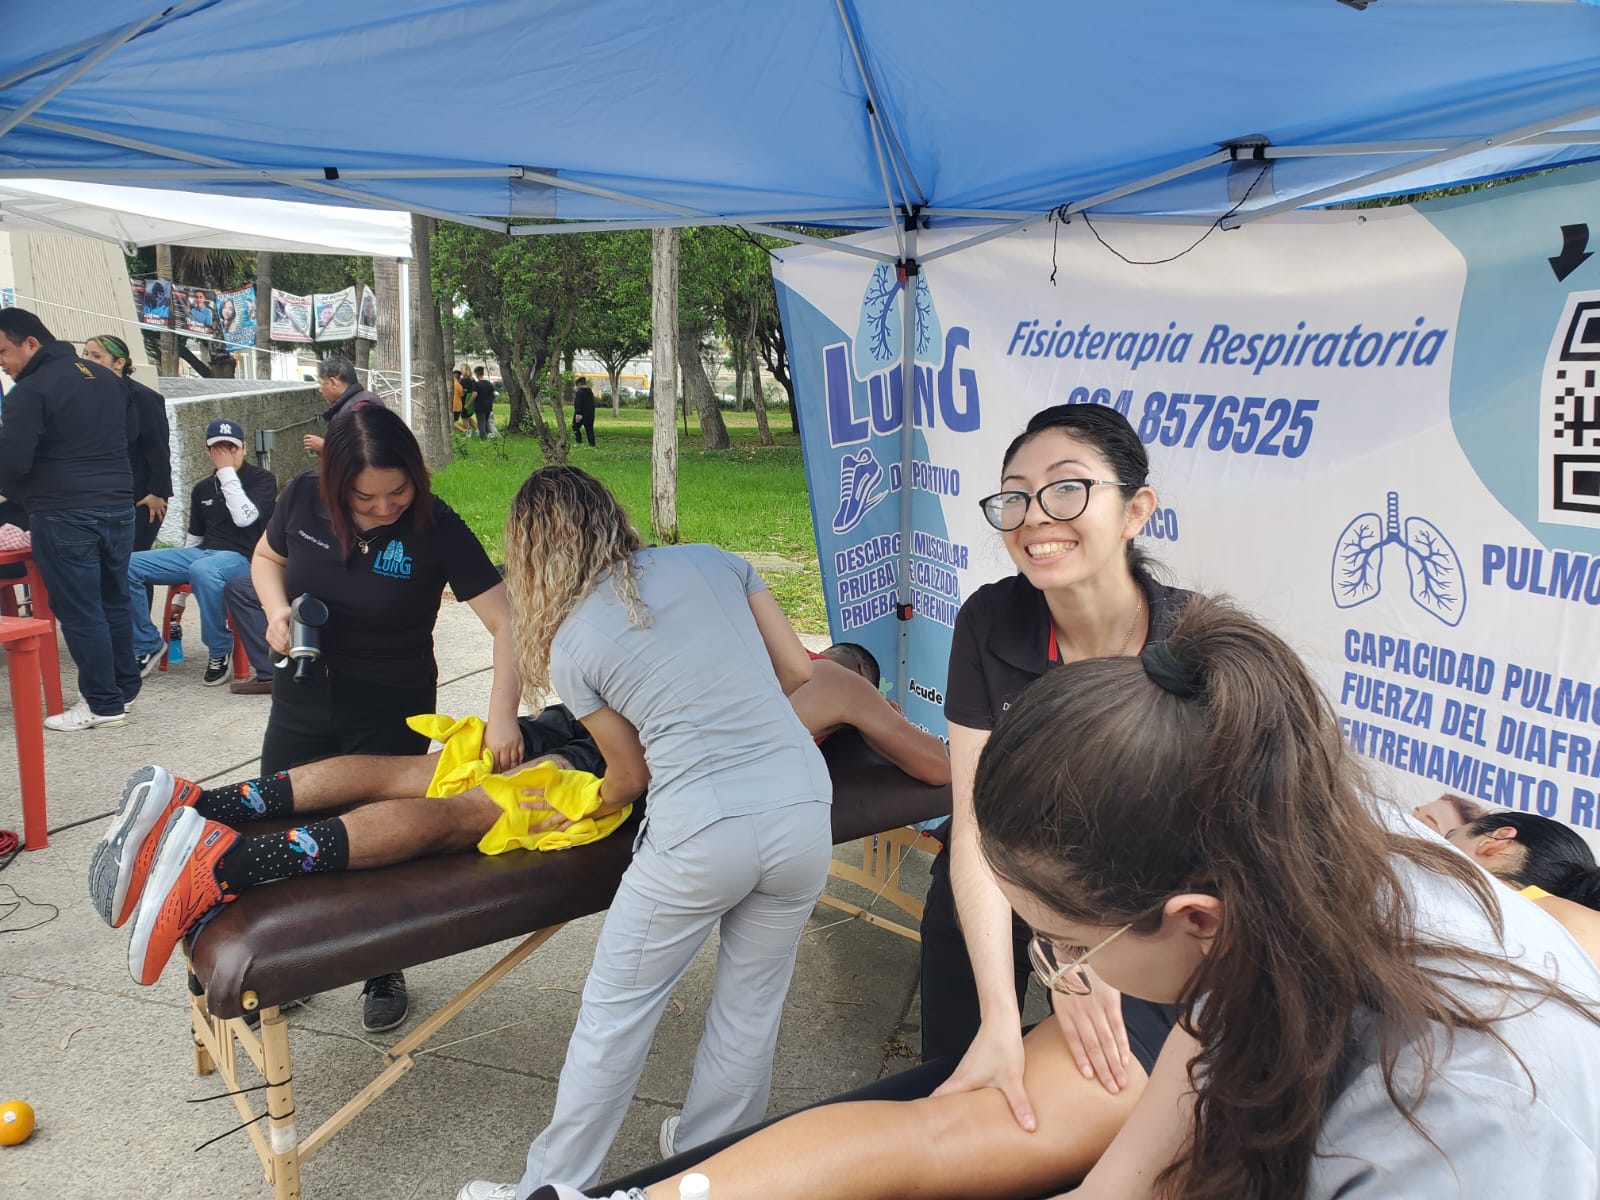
[11,114,510,233]
[0,3,198,140]
[398,258,413,427]
[895,213,919,704]
[1225,95,1600,228]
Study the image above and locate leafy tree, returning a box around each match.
[433,223,602,463]
[575,230,652,417]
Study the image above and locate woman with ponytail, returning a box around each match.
[1414,798,1600,963]
[974,597,1600,1199]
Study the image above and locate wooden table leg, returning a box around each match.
[6,637,48,850]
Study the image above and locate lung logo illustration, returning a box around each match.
[853,263,942,377]
[832,446,888,534]
[1331,492,1466,627]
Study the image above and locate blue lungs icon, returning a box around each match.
[853,264,942,378]
[1331,492,1466,626]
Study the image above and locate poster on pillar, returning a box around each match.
[772,162,1600,846]
[357,285,378,341]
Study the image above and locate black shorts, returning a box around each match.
[517,704,605,776]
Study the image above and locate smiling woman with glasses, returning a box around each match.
[975,597,1600,1200]
[922,402,1204,1138]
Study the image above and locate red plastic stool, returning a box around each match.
[0,615,56,850]
[158,582,251,678]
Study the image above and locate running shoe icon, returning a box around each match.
[832,447,888,534]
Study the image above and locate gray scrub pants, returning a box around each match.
[516,800,833,1195]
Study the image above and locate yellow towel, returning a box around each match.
[406,713,632,855]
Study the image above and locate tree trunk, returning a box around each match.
[440,304,456,384]
[372,255,402,402]
[732,338,746,412]
[156,244,177,375]
[410,215,451,469]
[608,367,623,417]
[254,250,273,379]
[650,228,680,543]
[749,346,773,446]
[352,336,373,372]
[679,322,730,450]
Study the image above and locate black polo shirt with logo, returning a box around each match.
[945,573,1193,731]
[187,462,278,558]
[264,472,501,687]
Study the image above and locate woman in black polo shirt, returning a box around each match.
[250,403,520,1031]
[253,402,521,774]
[923,403,1194,1130]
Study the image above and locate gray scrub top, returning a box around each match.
[550,544,831,850]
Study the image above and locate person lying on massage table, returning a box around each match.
[89,639,949,987]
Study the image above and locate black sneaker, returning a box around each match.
[202,651,231,686]
[136,645,165,678]
[360,971,409,1033]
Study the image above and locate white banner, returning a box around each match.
[269,289,312,343]
[314,285,358,342]
[774,163,1600,845]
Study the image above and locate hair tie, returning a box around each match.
[1141,640,1204,700]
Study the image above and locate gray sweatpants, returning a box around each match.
[516,800,833,1195]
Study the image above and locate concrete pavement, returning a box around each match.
[0,599,952,1200]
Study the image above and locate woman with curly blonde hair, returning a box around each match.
[460,466,834,1200]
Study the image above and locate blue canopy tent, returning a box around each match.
[4,0,1600,687]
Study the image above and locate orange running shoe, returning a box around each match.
[89,765,202,928]
[126,808,238,986]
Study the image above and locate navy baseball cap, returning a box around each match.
[206,418,245,447]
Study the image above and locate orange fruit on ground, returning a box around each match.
[0,1101,35,1145]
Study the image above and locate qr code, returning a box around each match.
[1540,292,1600,528]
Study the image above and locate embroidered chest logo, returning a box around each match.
[372,539,413,579]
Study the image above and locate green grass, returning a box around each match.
[433,406,829,632]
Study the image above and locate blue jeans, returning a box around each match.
[29,506,139,716]
[127,547,252,657]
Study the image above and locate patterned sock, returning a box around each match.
[194,772,295,823]
[214,818,350,897]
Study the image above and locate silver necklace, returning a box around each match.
[355,531,377,555]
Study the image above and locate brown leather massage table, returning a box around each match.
[181,729,950,1199]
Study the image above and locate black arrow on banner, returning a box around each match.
[1550,224,1593,282]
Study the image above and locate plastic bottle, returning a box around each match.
[679,1174,711,1200]
[168,591,187,664]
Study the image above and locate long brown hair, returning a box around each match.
[319,401,433,556]
[974,596,1597,1200]
[502,466,647,700]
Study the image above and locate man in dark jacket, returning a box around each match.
[473,366,495,440]
[303,354,378,454]
[0,308,140,731]
[571,376,597,447]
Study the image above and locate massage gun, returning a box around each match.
[282,593,329,683]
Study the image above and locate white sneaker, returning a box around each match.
[44,699,127,732]
[659,1112,680,1159]
[455,1184,516,1200]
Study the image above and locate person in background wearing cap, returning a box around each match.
[126,418,278,686]
[0,307,142,732]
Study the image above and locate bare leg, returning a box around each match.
[644,1019,1145,1200]
[279,753,441,816]
[339,788,504,868]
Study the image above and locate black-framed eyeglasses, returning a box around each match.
[1026,922,1135,996]
[977,479,1124,531]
